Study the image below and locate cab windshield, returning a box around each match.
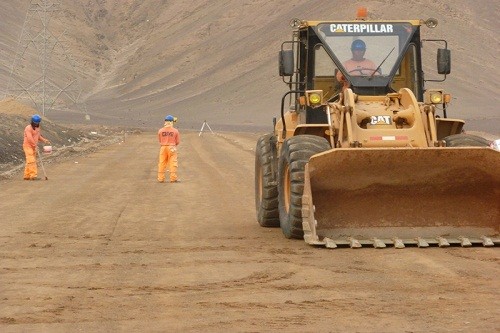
[315,22,417,87]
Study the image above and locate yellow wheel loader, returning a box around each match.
[254,10,499,248]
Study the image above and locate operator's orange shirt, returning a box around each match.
[23,125,45,148]
[158,126,180,146]
[343,58,377,75]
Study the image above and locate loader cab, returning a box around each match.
[280,19,450,126]
[315,21,424,97]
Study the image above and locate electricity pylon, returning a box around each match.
[4,0,87,116]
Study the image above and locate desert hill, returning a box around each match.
[0,1,498,134]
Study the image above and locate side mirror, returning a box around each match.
[279,50,294,77]
[437,48,451,75]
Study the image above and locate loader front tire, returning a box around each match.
[255,133,280,227]
[278,135,331,239]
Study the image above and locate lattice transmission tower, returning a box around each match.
[5,0,87,116]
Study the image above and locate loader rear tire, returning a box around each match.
[443,134,491,147]
[278,135,331,239]
[255,133,280,227]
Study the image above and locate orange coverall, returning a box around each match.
[157,122,180,182]
[23,124,48,180]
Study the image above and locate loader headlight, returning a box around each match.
[309,93,321,104]
[305,90,324,107]
[430,92,443,104]
[424,90,446,105]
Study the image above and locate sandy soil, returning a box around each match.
[1,131,498,332]
[1,2,498,332]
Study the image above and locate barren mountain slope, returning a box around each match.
[0,1,498,133]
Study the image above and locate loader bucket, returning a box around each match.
[301,147,500,248]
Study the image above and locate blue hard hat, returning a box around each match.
[31,114,42,123]
[351,39,366,51]
[165,115,174,121]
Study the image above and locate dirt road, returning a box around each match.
[1,131,498,332]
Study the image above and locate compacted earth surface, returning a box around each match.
[0,121,498,332]
[1,1,499,331]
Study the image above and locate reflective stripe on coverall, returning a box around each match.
[157,121,180,182]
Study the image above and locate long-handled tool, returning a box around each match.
[36,146,48,180]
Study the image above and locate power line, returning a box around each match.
[5,0,87,117]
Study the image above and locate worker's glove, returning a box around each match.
[169,146,177,153]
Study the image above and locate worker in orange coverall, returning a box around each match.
[23,114,50,180]
[157,115,180,183]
